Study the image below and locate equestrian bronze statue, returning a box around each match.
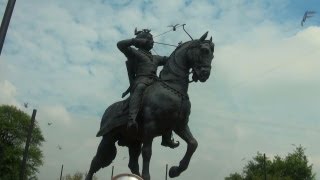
[85,29,215,180]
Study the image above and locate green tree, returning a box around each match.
[225,172,243,180]
[0,105,45,180]
[225,145,316,180]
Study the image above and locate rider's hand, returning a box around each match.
[133,38,149,47]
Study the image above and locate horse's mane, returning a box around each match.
[168,39,214,57]
[160,38,214,74]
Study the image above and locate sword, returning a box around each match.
[122,60,135,98]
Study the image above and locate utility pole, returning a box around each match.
[59,164,64,180]
[19,109,37,180]
[0,0,16,55]
[165,164,168,180]
[264,153,267,180]
[111,165,114,179]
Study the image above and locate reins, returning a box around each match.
[165,41,201,84]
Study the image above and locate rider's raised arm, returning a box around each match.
[117,38,148,58]
[153,55,169,66]
[117,39,136,58]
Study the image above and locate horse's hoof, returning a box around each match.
[169,166,181,178]
[142,174,150,180]
[131,171,140,177]
[85,174,92,180]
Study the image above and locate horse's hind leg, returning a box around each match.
[85,135,117,180]
[128,142,142,176]
[169,125,198,178]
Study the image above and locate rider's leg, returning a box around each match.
[161,131,179,149]
[128,83,147,128]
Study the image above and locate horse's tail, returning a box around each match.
[96,98,130,137]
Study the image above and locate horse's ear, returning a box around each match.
[134,27,137,35]
[210,36,212,42]
[199,31,208,41]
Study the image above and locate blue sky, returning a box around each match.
[1,0,320,179]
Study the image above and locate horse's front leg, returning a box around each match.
[128,142,141,176]
[169,125,198,178]
[142,138,153,180]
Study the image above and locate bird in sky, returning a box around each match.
[24,102,28,108]
[301,11,316,26]
[57,145,62,150]
[48,122,52,126]
[168,24,180,31]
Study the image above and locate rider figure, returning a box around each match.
[117,28,178,148]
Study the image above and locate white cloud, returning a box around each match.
[38,105,72,125]
[0,80,20,107]
[1,0,320,179]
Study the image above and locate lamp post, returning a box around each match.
[0,0,16,55]
[19,109,37,180]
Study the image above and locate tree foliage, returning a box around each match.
[225,145,316,180]
[0,105,45,180]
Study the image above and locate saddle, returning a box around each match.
[96,99,130,137]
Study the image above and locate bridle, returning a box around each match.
[165,40,204,83]
[158,40,212,100]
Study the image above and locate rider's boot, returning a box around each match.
[161,131,180,149]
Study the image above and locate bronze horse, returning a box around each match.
[85,32,214,180]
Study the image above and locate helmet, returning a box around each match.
[134,28,153,50]
[135,28,153,41]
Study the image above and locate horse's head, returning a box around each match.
[185,32,214,82]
